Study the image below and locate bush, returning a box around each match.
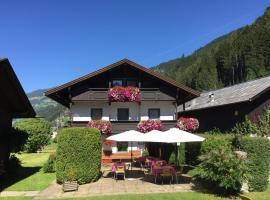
[15,118,52,153]
[43,153,56,173]
[232,117,258,136]
[200,134,234,154]
[257,106,270,136]
[240,137,270,191]
[194,148,247,195]
[56,127,101,184]
[7,155,21,173]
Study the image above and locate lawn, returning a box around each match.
[1,144,56,191]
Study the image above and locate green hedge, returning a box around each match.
[240,137,270,191]
[56,127,101,184]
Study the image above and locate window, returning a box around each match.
[117,108,129,121]
[148,108,160,120]
[117,142,128,152]
[112,79,123,86]
[126,79,137,87]
[91,108,102,120]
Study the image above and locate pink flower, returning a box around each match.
[137,120,163,133]
[87,120,112,134]
[175,117,199,132]
[108,86,141,103]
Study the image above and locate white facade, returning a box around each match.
[71,101,177,122]
[71,100,176,153]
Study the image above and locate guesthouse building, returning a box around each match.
[45,59,199,162]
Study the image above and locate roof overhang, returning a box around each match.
[0,58,36,118]
[45,59,200,107]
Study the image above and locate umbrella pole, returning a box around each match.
[131,142,133,171]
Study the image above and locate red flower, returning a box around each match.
[175,117,199,132]
[137,120,163,133]
[108,86,141,103]
[87,120,112,134]
[103,140,114,146]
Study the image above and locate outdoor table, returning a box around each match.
[151,165,176,183]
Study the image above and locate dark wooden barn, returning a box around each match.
[0,58,35,174]
[179,76,270,132]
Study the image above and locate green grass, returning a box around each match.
[2,149,56,191]
[245,184,270,200]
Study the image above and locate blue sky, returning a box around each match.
[1,0,269,92]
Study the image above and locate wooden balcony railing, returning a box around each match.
[71,120,177,133]
[72,88,175,101]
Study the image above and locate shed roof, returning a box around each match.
[179,75,270,112]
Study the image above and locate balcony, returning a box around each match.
[72,88,175,102]
[71,120,177,133]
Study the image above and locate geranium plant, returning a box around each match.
[103,139,114,147]
[124,86,141,102]
[108,86,126,102]
[87,120,112,134]
[176,117,199,132]
[108,86,141,102]
[137,120,163,133]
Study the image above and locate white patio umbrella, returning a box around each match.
[143,128,205,166]
[163,128,205,166]
[106,130,146,169]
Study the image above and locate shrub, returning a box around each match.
[56,127,101,184]
[200,134,233,154]
[15,118,52,153]
[232,117,258,136]
[240,137,270,191]
[7,155,21,173]
[43,153,56,173]
[194,147,247,195]
[257,106,270,136]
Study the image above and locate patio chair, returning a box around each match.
[142,168,153,183]
[160,168,173,184]
[114,165,125,180]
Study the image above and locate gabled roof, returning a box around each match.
[45,59,199,97]
[0,58,36,118]
[179,75,270,112]
[45,59,200,107]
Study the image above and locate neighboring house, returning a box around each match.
[0,58,35,173]
[179,75,270,132]
[45,59,199,161]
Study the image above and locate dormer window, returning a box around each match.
[111,78,137,87]
[112,79,123,87]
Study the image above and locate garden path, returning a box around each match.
[34,178,194,199]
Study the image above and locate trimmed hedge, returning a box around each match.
[56,127,101,184]
[240,137,270,191]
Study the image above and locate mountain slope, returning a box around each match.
[27,89,67,123]
[154,7,270,91]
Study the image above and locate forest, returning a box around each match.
[154,7,270,91]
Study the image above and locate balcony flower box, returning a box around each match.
[87,120,112,134]
[175,117,199,132]
[108,86,141,103]
[137,120,163,133]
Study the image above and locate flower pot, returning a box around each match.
[62,181,78,192]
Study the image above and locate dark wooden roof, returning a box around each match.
[0,58,36,118]
[179,75,270,113]
[45,59,200,107]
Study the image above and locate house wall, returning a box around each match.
[71,101,177,122]
[0,106,12,173]
[181,90,270,132]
